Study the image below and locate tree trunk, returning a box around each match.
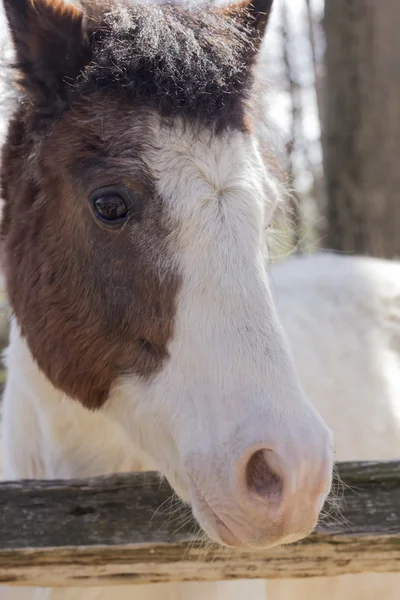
[323,0,400,258]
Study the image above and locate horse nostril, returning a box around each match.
[245,449,283,502]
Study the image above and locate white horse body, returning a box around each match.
[1,252,399,599]
[265,253,400,600]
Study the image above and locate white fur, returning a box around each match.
[1,252,400,599]
[265,253,400,600]
[102,120,333,547]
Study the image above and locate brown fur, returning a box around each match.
[1,97,180,409]
[1,0,274,409]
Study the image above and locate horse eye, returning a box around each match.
[93,194,128,224]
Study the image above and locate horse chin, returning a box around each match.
[191,502,244,548]
[183,479,239,548]
[162,470,238,545]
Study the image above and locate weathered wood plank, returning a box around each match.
[0,461,399,586]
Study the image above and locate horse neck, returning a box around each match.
[1,319,143,480]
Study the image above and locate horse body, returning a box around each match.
[272,253,400,463]
[267,253,400,599]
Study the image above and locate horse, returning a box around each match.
[0,0,333,598]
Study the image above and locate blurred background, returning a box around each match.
[262,0,400,262]
[0,0,399,371]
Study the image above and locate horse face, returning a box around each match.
[2,0,333,548]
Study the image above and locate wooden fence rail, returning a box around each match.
[0,461,399,587]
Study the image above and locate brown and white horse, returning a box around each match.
[0,0,335,598]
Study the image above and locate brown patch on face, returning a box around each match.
[1,95,180,409]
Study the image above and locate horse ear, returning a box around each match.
[223,0,273,47]
[3,0,92,113]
